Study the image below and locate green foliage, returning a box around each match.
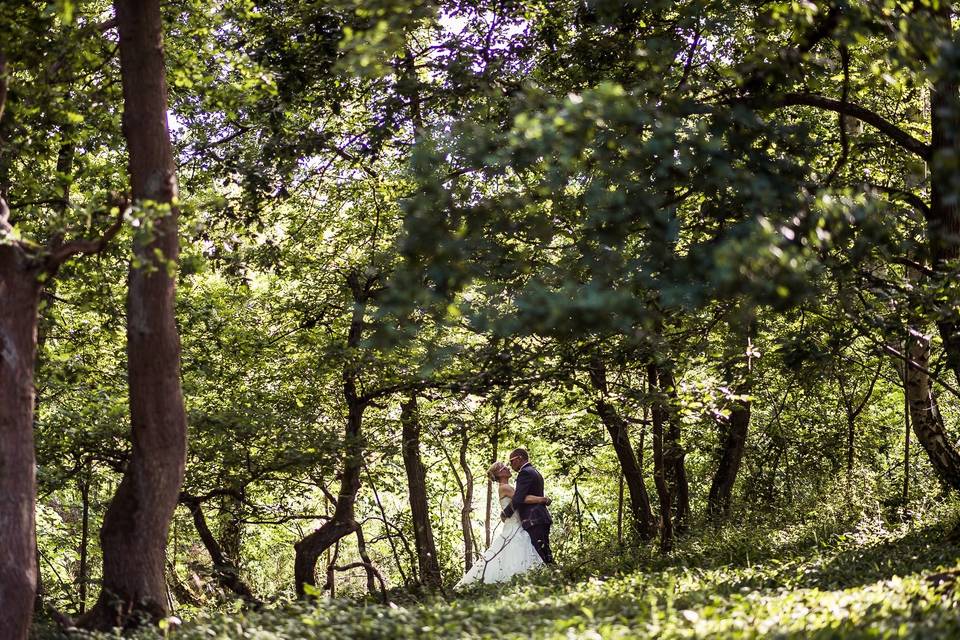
[37,501,960,639]
[11,0,960,636]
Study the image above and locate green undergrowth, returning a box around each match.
[37,499,960,639]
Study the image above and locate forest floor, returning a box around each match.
[38,498,960,639]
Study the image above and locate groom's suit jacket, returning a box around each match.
[501,463,552,530]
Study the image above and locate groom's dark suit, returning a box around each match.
[501,462,554,564]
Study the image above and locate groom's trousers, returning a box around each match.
[527,523,554,564]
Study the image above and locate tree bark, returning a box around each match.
[648,363,674,553]
[458,424,475,571]
[902,337,911,501]
[400,394,442,588]
[294,273,371,597]
[77,463,91,614]
[589,360,656,540]
[0,244,41,640]
[485,405,499,548]
[80,0,188,629]
[658,366,689,529]
[708,312,755,517]
[904,326,960,490]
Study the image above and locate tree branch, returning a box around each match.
[43,198,129,273]
[866,183,930,218]
[881,343,960,399]
[750,93,932,161]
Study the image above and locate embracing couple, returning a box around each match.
[455,448,554,588]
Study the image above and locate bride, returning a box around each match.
[454,461,550,588]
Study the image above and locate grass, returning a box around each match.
[36,497,960,639]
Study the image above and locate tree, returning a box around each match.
[294,271,378,597]
[80,0,188,628]
[401,394,442,588]
[1,30,124,634]
[708,306,756,517]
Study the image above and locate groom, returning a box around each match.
[501,448,554,564]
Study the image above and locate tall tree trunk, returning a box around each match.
[929,7,960,385]
[485,405,499,548]
[294,273,371,597]
[400,394,442,588]
[656,367,689,529]
[77,462,91,614]
[80,0,188,628]
[0,48,39,640]
[616,472,625,544]
[458,424,475,571]
[904,326,960,490]
[589,360,656,540]
[708,311,755,517]
[648,363,674,553]
[0,244,41,640]
[902,337,911,501]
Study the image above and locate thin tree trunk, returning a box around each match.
[903,336,911,501]
[616,472,624,545]
[324,541,340,597]
[589,360,656,540]
[354,527,377,594]
[80,0,188,628]
[428,416,475,570]
[400,394,442,588]
[573,477,584,544]
[485,405,499,548]
[365,466,409,586]
[657,367,689,530]
[77,463,90,614]
[648,363,674,553]
[458,424,475,571]
[708,310,755,517]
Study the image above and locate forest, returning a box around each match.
[3,0,960,637]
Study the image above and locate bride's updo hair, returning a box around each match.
[487,461,508,482]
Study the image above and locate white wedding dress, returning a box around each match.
[454,496,544,588]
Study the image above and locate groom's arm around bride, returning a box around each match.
[500,448,554,564]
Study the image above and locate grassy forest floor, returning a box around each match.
[39,498,960,639]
